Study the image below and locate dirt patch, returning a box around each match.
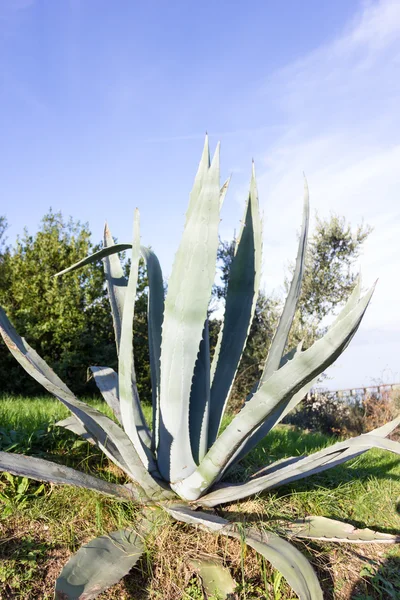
[0,514,399,599]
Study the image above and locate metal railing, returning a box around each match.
[309,383,400,402]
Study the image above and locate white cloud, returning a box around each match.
[341,0,400,51]
[255,0,400,389]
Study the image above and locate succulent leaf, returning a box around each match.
[208,163,262,445]
[55,528,145,599]
[226,342,306,475]
[260,178,309,385]
[55,416,96,445]
[54,243,132,278]
[280,341,304,367]
[118,210,154,458]
[19,336,74,395]
[0,451,137,501]
[228,275,364,469]
[175,285,374,500]
[189,319,211,464]
[219,176,231,211]
[282,515,400,543]
[0,307,169,498]
[89,366,122,423]
[199,419,400,507]
[165,505,323,600]
[190,557,236,599]
[140,246,165,453]
[102,224,128,354]
[184,134,210,226]
[331,273,362,328]
[158,145,221,483]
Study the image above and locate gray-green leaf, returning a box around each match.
[55,416,96,445]
[189,319,211,465]
[140,246,165,453]
[0,451,137,501]
[260,178,309,385]
[199,422,400,507]
[55,529,145,599]
[158,144,220,482]
[118,210,154,463]
[176,285,374,500]
[208,163,262,445]
[190,557,236,599]
[103,223,128,354]
[54,244,132,277]
[88,366,122,423]
[0,306,170,499]
[165,505,323,600]
[282,515,400,544]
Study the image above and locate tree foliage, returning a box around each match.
[0,210,153,399]
[0,217,9,293]
[287,214,372,348]
[0,211,115,395]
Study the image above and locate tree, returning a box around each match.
[286,214,372,349]
[0,211,115,395]
[0,216,7,250]
[211,214,372,410]
[0,209,155,400]
[0,216,9,294]
[0,210,154,400]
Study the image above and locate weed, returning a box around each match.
[0,472,45,517]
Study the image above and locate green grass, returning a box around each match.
[0,393,153,436]
[1,395,399,599]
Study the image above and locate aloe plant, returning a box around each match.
[1,137,399,599]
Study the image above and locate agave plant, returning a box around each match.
[1,137,399,599]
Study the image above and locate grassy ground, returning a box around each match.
[0,395,399,599]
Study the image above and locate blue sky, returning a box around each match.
[1,0,399,389]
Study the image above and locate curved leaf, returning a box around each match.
[18,337,74,395]
[140,246,165,453]
[190,558,236,599]
[331,273,362,328]
[199,423,400,507]
[89,366,122,423]
[55,529,145,599]
[118,210,154,462]
[0,307,171,499]
[54,244,132,277]
[227,276,363,470]
[55,416,96,445]
[189,319,211,464]
[103,224,128,354]
[282,516,400,544]
[175,285,374,500]
[185,134,210,225]
[260,179,309,385]
[225,342,306,476]
[208,163,262,445]
[0,451,138,501]
[158,144,220,482]
[165,505,323,600]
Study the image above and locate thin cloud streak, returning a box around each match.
[254,0,400,388]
